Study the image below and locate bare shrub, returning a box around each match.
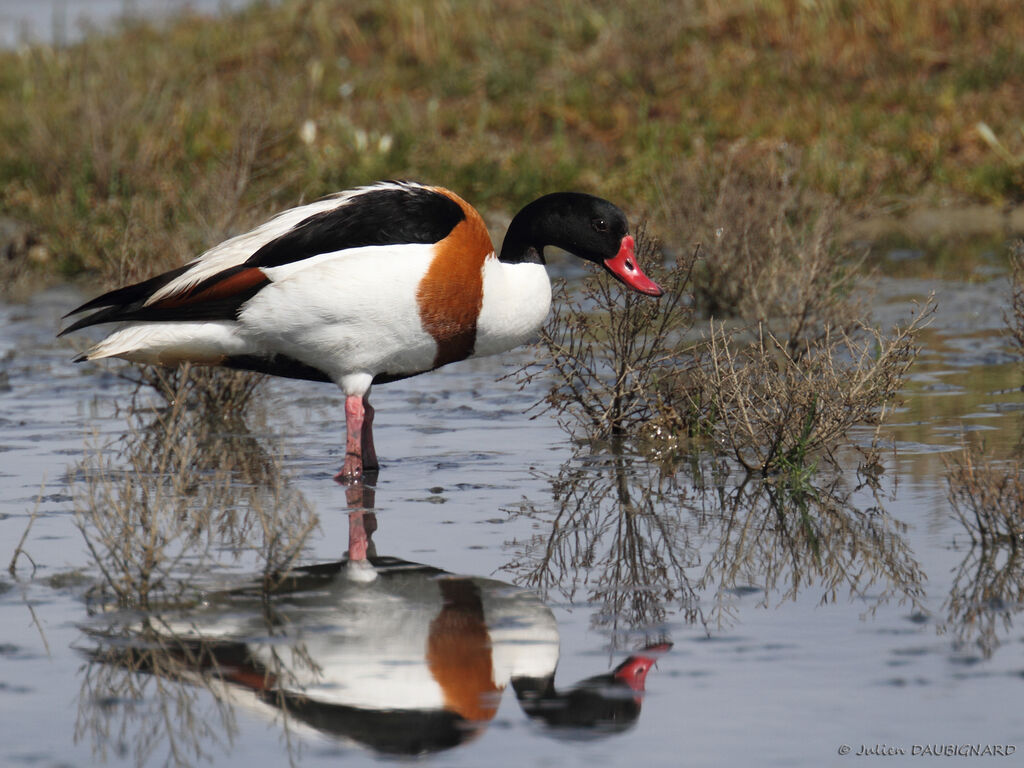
[124,363,264,415]
[526,161,930,474]
[686,303,934,474]
[945,442,1024,549]
[74,372,318,611]
[517,225,698,441]
[1007,240,1024,356]
[670,147,867,355]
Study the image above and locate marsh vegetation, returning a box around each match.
[3,1,1024,766]
[2,0,1024,292]
[523,157,935,477]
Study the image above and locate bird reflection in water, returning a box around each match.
[79,482,671,761]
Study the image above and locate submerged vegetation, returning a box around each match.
[942,240,1024,551]
[75,369,318,610]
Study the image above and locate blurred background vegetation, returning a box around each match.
[1,0,1022,287]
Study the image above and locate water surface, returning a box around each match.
[1,262,1023,766]
[0,0,255,48]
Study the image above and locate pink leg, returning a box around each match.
[348,510,370,561]
[361,395,378,471]
[335,394,366,483]
[346,488,377,567]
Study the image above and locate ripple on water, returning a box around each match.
[2,272,1024,766]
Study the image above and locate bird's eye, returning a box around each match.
[592,218,609,233]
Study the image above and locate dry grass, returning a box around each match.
[2,0,1024,292]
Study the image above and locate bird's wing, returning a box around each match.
[60,182,470,334]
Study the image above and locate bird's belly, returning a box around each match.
[239,248,441,382]
[241,298,438,380]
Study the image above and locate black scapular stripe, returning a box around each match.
[58,264,193,335]
[59,266,269,334]
[246,184,465,269]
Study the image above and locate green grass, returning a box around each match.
[1,0,1023,284]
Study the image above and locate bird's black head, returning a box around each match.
[500,192,663,297]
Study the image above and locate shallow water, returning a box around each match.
[0,0,255,48]
[2,263,1024,767]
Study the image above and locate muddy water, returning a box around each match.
[1,264,1023,767]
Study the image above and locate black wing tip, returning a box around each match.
[72,352,89,363]
[62,296,104,319]
[58,310,109,337]
[62,263,193,323]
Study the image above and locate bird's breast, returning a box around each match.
[414,198,494,368]
[473,259,552,358]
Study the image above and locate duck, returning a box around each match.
[85,552,562,757]
[512,641,672,734]
[60,180,663,482]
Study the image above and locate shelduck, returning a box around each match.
[61,181,663,481]
[86,555,561,756]
[87,553,669,756]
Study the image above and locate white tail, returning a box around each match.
[82,322,248,366]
